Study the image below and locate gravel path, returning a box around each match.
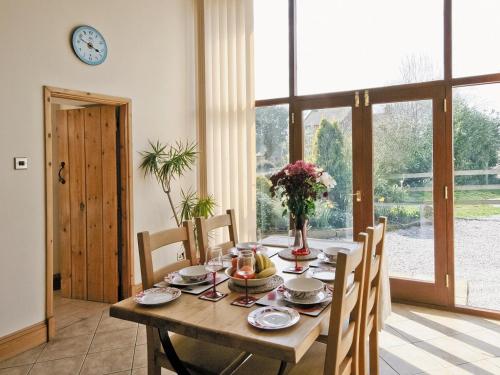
[387,217,500,310]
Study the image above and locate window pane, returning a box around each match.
[453,85,500,311]
[373,100,435,282]
[297,0,443,95]
[254,0,289,100]
[256,105,289,237]
[453,0,500,77]
[303,107,353,240]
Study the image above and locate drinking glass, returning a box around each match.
[204,247,223,298]
[235,250,257,305]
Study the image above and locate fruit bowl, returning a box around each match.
[225,267,276,287]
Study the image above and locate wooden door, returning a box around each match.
[56,106,119,303]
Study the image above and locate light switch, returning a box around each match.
[14,157,28,170]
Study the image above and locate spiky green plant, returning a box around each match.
[178,189,216,221]
[139,140,197,226]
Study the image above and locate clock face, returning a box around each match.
[71,25,107,65]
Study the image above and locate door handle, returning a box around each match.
[350,190,362,202]
[58,161,66,184]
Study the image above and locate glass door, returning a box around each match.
[368,87,449,305]
[295,95,366,242]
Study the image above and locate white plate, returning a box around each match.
[248,306,300,330]
[317,252,336,265]
[134,287,181,305]
[282,290,332,305]
[312,270,336,282]
[166,274,213,286]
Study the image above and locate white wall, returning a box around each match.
[0,0,197,337]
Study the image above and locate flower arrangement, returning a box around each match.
[270,160,335,253]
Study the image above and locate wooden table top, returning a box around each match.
[110,241,361,364]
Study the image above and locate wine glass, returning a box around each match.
[203,247,223,299]
[235,250,257,305]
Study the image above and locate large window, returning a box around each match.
[297,0,443,95]
[453,0,500,78]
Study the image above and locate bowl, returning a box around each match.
[236,242,260,251]
[225,267,275,287]
[178,265,209,282]
[284,278,323,300]
[322,247,348,263]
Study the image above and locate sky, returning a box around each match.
[254,0,500,111]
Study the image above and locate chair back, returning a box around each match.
[324,233,369,375]
[359,216,388,375]
[137,221,197,290]
[195,209,238,264]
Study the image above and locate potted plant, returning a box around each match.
[270,160,335,255]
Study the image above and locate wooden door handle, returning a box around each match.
[350,190,362,202]
[58,162,66,184]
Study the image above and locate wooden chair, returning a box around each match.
[137,221,246,375]
[195,208,239,264]
[235,233,369,375]
[359,217,388,375]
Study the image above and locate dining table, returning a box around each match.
[109,238,380,375]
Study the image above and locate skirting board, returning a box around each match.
[0,321,47,362]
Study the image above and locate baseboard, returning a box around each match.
[0,321,47,362]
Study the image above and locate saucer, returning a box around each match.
[282,290,332,305]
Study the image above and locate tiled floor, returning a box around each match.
[1,294,499,374]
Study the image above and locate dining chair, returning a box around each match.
[137,221,246,375]
[359,216,388,375]
[235,233,369,375]
[195,208,239,264]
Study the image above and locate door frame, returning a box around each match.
[43,86,134,339]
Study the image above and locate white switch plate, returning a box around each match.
[14,157,28,170]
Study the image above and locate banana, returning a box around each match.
[255,253,265,273]
[257,266,276,279]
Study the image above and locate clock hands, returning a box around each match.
[79,36,101,53]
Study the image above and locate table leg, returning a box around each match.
[277,361,288,375]
[158,328,190,375]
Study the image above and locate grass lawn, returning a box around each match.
[455,204,500,219]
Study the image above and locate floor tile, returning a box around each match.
[389,318,450,343]
[29,355,84,375]
[56,314,101,339]
[132,345,146,369]
[37,334,93,362]
[0,344,45,369]
[0,365,31,375]
[380,358,399,375]
[97,310,137,333]
[380,325,411,349]
[380,344,452,374]
[136,325,146,346]
[80,347,134,375]
[89,327,137,353]
[419,358,500,374]
[131,368,175,375]
[413,334,493,366]
[451,328,500,357]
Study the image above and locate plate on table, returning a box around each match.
[166,273,213,286]
[281,290,332,305]
[312,269,336,282]
[248,306,300,330]
[134,287,181,306]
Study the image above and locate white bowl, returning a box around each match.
[284,278,323,300]
[178,265,209,282]
[322,247,348,263]
[225,267,275,287]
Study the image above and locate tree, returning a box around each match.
[311,119,352,227]
[256,106,289,168]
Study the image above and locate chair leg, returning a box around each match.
[146,326,161,375]
[359,334,368,375]
[369,328,379,375]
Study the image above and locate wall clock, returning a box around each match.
[71,25,107,65]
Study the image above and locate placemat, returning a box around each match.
[278,247,321,261]
[228,275,284,294]
[155,273,229,295]
[255,286,332,317]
